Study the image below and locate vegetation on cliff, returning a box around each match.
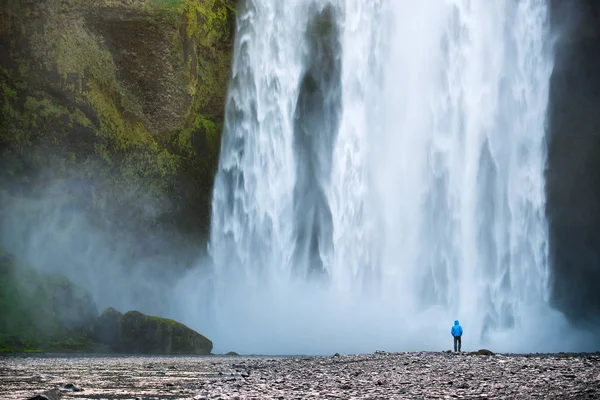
[0,0,236,243]
[93,306,213,355]
[0,0,235,352]
[119,310,213,354]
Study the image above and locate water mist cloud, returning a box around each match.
[206,0,600,355]
[0,167,200,320]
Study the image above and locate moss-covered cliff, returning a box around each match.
[0,0,235,243]
[118,310,213,354]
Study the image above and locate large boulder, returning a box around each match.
[94,309,212,355]
[120,311,212,355]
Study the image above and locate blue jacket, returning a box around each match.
[451,320,463,337]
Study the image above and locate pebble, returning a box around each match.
[2,352,599,399]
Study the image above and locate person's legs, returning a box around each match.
[453,336,458,352]
[457,336,462,352]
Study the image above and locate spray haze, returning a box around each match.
[0,166,203,319]
[208,0,599,355]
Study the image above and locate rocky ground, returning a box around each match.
[1,351,599,400]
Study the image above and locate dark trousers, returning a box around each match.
[453,336,461,352]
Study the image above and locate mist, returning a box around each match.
[0,166,206,320]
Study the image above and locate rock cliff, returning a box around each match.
[0,0,235,245]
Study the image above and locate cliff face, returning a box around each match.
[0,0,235,246]
[547,0,600,324]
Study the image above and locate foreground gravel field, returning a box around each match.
[1,351,599,399]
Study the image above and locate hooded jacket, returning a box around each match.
[451,320,463,337]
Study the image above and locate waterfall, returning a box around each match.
[208,0,557,355]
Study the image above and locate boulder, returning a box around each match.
[118,311,212,355]
[471,349,495,356]
[27,389,62,400]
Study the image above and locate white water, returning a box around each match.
[206,0,572,355]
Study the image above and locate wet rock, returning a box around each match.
[2,351,599,399]
[27,389,62,400]
[60,383,82,392]
[472,349,495,356]
[119,311,213,355]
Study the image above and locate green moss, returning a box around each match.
[1,0,235,244]
[147,315,183,328]
[151,0,187,10]
[119,310,212,354]
[181,0,234,45]
[0,250,99,353]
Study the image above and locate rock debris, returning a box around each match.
[1,352,598,399]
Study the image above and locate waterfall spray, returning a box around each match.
[206,0,574,355]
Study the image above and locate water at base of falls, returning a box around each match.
[201,0,595,355]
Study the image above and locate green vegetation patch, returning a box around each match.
[0,250,99,352]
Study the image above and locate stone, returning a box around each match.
[2,351,599,399]
[94,309,213,355]
[472,349,495,356]
[27,389,62,400]
[119,311,212,355]
[60,383,83,392]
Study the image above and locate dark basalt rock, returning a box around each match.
[471,349,495,356]
[94,309,212,355]
[60,383,83,392]
[27,389,62,400]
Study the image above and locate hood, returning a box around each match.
[454,320,459,325]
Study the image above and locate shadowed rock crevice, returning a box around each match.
[546,0,600,329]
[291,4,342,279]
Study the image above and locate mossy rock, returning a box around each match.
[119,310,212,354]
[0,0,236,247]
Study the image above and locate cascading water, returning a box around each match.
[207,0,567,355]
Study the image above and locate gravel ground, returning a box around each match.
[1,351,599,399]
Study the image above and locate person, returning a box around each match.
[451,320,463,352]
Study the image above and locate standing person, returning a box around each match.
[451,320,463,352]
